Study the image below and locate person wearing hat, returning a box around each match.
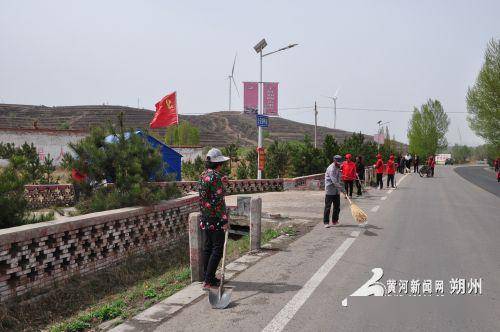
[341,153,357,198]
[324,155,346,228]
[198,148,230,290]
[374,153,384,189]
[386,154,396,188]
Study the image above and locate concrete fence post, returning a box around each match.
[188,212,204,282]
[250,197,262,251]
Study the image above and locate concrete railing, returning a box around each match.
[0,194,199,302]
[22,179,284,209]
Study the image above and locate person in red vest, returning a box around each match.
[386,154,396,188]
[374,154,384,189]
[427,155,436,177]
[71,165,88,202]
[341,153,357,197]
[494,158,499,173]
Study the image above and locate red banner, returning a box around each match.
[150,92,178,128]
[263,82,279,116]
[243,82,258,114]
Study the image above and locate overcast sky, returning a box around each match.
[1,0,498,145]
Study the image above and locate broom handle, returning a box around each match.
[345,194,352,205]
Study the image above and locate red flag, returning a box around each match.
[150,92,178,128]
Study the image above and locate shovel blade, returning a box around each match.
[208,287,233,309]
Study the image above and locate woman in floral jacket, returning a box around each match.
[199,148,230,290]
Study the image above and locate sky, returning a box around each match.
[1,0,499,146]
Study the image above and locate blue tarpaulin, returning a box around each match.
[104,130,183,181]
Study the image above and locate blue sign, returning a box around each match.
[256,114,269,128]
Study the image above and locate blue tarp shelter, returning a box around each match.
[104,130,183,181]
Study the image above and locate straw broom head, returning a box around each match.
[350,203,368,224]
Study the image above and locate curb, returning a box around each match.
[105,235,293,331]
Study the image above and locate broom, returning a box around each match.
[345,195,368,226]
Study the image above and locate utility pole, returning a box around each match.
[314,101,318,148]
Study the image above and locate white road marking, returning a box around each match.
[381,196,387,201]
[387,189,393,194]
[262,231,360,332]
[371,205,380,212]
[396,173,409,186]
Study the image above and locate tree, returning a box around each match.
[63,114,179,213]
[407,99,450,158]
[322,135,339,163]
[265,140,290,178]
[289,135,327,177]
[245,149,258,179]
[165,121,200,146]
[222,143,239,170]
[466,39,500,149]
[451,144,472,164]
[0,156,29,228]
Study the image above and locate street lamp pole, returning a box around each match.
[254,39,298,179]
[258,49,263,179]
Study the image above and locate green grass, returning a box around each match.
[226,226,298,260]
[47,266,191,332]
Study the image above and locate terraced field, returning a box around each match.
[0,104,372,146]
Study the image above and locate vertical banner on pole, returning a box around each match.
[243,82,258,114]
[263,82,279,116]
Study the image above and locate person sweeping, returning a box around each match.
[198,148,230,290]
[324,155,345,228]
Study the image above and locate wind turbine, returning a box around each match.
[228,53,239,111]
[323,87,340,129]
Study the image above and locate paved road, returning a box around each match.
[151,166,499,332]
[454,165,500,197]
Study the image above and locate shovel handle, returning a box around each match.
[219,227,229,297]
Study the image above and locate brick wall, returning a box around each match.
[0,194,199,303]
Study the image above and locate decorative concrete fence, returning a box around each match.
[23,179,284,210]
[24,184,75,210]
[0,194,199,302]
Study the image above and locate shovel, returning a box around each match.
[208,229,233,309]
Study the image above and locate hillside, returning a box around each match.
[0,103,372,146]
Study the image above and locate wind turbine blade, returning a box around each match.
[321,95,333,100]
[232,77,240,97]
[334,87,340,98]
[231,53,237,76]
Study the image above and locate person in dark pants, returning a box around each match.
[386,154,396,188]
[355,155,365,196]
[374,154,384,189]
[324,155,345,228]
[341,153,357,197]
[414,155,420,173]
[198,148,230,290]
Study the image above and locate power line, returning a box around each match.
[180,106,467,115]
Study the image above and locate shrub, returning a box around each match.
[63,114,180,214]
[0,160,29,228]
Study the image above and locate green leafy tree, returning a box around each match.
[322,135,339,162]
[451,144,472,164]
[289,135,327,176]
[165,121,200,146]
[407,99,450,158]
[265,140,290,178]
[466,39,500,149]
